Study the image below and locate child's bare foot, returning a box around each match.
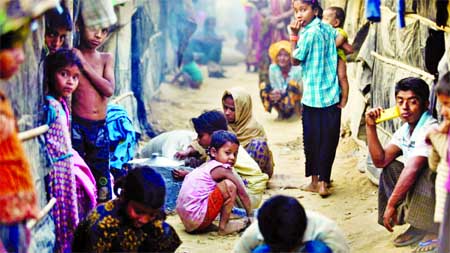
[301,182,319,193]
[318,182,331,198]
[218,219,248,235]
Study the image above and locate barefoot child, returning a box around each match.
[172,110,268,208]
[177,130,253,235]
[72,17,115,202]
[322,6,352,109]
[290,0,341,197]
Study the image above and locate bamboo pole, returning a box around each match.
[111,91,134,104]
[371,51,435,81]
[26,198,57,230]
[18,125,49,142]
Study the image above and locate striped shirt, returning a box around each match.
[292,17,339,108]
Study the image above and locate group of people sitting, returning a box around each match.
[139,84,350,251]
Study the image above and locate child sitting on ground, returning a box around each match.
[171,52,203,89]
[322,6,352,109]
[177,130,253,235]
[172,110,268,208]
[234,195,350,253]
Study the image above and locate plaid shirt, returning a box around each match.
[293,18,339,108]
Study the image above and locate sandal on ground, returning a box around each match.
[412,239,439,253]
[393,227,425,247]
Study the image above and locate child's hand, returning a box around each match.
[72,48,87,66]
[172,169,189,180]
[337,97,348,109]
[289,20,302,35]
[174,150,189,160]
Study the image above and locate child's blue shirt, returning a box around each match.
[292,17,340,108]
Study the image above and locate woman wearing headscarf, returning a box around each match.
[259,40,302,119]
[222,87,274,178]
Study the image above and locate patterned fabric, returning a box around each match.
[72,115,111,202]
[245,137,274,178]
[260,67,302,118]
[268,64,302,91]
[0,90,38,224]
[292,17,340,108]
[44,96,79,253]
[177,160,231,232]
[378,161,438,232]
[73,199,181,252]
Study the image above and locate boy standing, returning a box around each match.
[72,18,115,203]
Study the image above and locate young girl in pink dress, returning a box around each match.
[43,49,96,253]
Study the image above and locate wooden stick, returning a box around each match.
[371,51,435,81]
[111,91,134,104]
[18,125,49,142]
[26,198,57,230]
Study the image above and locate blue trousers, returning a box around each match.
[72,115,111,202]
[302,104,341,183]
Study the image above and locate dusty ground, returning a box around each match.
[147,64,413,252]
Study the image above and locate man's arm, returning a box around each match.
[383,156,427,231]
[365,107,401,167]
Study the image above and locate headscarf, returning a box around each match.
[223,87,266,147]
[268,40,291,64]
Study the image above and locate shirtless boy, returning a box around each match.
[72,18,115,202]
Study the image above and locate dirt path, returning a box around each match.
[148,64,411,252]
